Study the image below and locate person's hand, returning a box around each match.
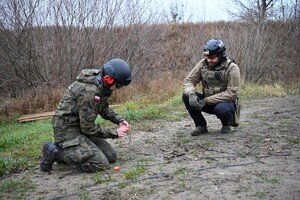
[188,92,206,111]
[119,120,129,129]
[116,126,127,137]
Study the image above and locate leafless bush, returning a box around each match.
[0,0,299,119]
[227,0,300,83]
[0,85,64,121]
[0,0,155,95]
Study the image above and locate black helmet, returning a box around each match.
[203,38,226,58]
[103,58,132,86]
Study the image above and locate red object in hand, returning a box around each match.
[114,166,120,172]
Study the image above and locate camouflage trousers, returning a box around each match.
[57,134,117,173]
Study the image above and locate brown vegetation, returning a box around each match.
[0,0,299,121]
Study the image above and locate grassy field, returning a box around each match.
[0,92,184,177]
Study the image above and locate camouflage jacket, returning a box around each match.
[183,58,240,105]
[53,69,124,143]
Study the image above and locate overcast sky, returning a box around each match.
[150,0,236,22]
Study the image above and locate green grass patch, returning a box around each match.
[174,166,189,177]
[288,137,300,144]
[200,141,214,149]
[96,102,170,125]
[0,177,36,199]
[166,94,182,106]
[123,164,146,180]
[0,157,28,177]
[77,190,90,199]
[0,119,53,177]
[0,119,53,151]
[264,177,281,184]
[93,171,115,184]
[253,190,267,198]
[250,135,264,143]
[122,104,167,121]
[118,94,186,121]
[251,113,267,119]
[280,119,293,126]
[175,131,190,146]
[283,82,300,95]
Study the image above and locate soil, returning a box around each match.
[2,95,300,200]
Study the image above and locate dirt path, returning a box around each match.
[3,95,300,200]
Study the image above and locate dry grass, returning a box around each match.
[0,86,65,122]
[1,73,299,122]
[0,73,185,122]
[112,72,184,104]
[240,82,287,99]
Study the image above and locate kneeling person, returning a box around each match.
[41,58,131,173]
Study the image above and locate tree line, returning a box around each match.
[0,0,299,99]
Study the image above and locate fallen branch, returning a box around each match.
[17,111,55,123]
[17,105,122,123]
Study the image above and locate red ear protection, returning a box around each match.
[103,75,115,85]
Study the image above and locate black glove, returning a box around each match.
[188,92,206,111]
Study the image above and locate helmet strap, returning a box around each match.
[95,74,102,86]
[103,75,115,85]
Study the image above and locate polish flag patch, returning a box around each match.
[94,96,101,101]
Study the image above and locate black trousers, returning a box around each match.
[182,92,235,127]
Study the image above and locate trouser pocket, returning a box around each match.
[59,135,94,164]
[232,103,241,127]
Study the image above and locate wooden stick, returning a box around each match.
[17,104,122,123]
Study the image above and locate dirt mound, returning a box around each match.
[2,95,300,200]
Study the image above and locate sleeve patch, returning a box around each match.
[94,96,101,101]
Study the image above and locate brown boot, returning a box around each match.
[191,126,208,136]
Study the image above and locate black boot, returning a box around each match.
[191,126,208,136]
[221,126,232,134]
[40,142,63,172]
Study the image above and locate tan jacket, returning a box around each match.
[183,58,240,105]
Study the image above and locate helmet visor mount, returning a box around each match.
[203,50,210,56]
[203,38,226,58]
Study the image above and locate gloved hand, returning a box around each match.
[116,126,127,137]
[188,92,206,111]
[198,99,206,110]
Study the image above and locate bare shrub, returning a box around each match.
[226,0,300,83]
[0,0,299,120]
[111,71,184,104]
[0,86,65,121]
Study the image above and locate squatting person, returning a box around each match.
[182,38,241,135]
[41,58,132,173]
